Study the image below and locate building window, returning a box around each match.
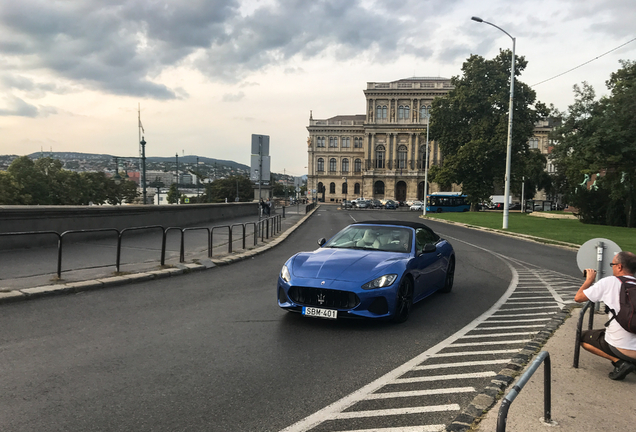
[317,158,324,172]
[374,181,385,195]
[329,158,337,172]
[341,137,350,148]
[342,158,349,173]
[354,158,362,172]
[398,105,410,120]
[354,183,360,195]
[342,182,348,194]
[354,137,363,148]
[317,137,325,147]
[529,138,539,149]
[398,145,407,169]
[329,137,338,148]
[330,182,336,194]
[375,145,385,169]
[376,105,387,120]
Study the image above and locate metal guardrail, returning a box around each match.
[497,351,552,432]
[573,301,596,368]
[1,214,286,279]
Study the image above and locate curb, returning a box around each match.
[446,305,574,432]
[421,216,580,251]
[0,207,319,305]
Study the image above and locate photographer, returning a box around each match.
[575,251,636,380]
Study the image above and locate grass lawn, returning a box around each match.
[424,211,636,252]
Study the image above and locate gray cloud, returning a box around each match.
[0,0,631,101]
[0,95,39,117]
[222,91,245,101]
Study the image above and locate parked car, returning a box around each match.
[371,199,383,208]
[277,220,455,322]
[384,200,398,210]
[342,200,354,209]
[409,201,423,211]
[356,200,370,209]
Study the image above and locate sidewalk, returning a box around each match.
[471,306,636,432]
[0,206,315,304]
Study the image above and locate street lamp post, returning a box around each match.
[343,176,347,204]
[113,157,122,184]
[472,16,515,229]
[422,105,431,217]
[140,136,147,204]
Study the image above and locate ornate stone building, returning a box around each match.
[306,77,457,203]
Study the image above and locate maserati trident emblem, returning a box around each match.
[317,293,325,305]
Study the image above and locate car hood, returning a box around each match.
[289,248,405,282]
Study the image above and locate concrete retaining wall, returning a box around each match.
[0,203,258,248]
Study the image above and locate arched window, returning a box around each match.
[354,158,362,172]
[317,137,325,147]
[354,183,361,195]
[398,145,407,169]
[341,137,350,148]
[342,158,349,173]
[342,182,348,194]
[329,182,336,194]
[329,158,337,172]
[317,158,324,172]
[375,145,385,169]
[329,137,338,148]
[354,137,363,148]
[420,104,431,121]
[374,181,385,195]
[376,105,387,119]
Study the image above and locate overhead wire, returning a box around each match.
[531,36,636,87]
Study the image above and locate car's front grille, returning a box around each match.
[288,286,360,309]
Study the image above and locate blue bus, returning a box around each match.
[426,192,470,213]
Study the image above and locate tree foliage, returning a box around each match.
[430,50,549,207]
[549,60,636,227]
[0,156,138,205]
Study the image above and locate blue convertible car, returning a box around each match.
[277,220,455,322]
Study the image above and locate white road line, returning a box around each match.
[507,296,553,300]
[492,312,555,318]
[460,331,536,338]
[473,324,547,330]
[433,349,519,357]
[497,306,559,312]
[331,405,460,419]
[395,372,497,383]
[485,318,551,323]
[413,359,510,370]
[365,387,475,399]
[450,339,530,347]
[337,426,445,432]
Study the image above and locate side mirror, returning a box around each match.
[420,243,436,254]
[318,238,327,246]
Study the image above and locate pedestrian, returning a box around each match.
[260,198,266,217]
[266,198,271,216]
[575,251,636,380]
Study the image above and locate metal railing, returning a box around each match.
[497,351,552,432]
[1,214,286,279]
[573,301,596,368]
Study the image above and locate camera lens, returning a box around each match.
[583,270,587,277]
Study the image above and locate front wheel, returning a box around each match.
[440,257,455,293]
[393,276,413,323]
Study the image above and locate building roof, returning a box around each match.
[327,115,366,121]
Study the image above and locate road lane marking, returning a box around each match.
[331,404,460,419]
[366,387,475,399]
[395,372,497,383]
[450,339,530,347]
[460,331,536,338]
[432,349,519,357]
[413,359,510,370]
[338,426,445,432]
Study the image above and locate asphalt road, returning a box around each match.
[0,206,580,431]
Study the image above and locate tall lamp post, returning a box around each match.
[422,105,432,216]
[472,16,515,229]
[140,136,147,204]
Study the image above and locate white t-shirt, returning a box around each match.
[584,275,636,350]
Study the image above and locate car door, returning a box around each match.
[411,228,445,300]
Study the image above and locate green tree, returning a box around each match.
[205,176,253,203]
[0,171,20,204]
[549,60,636,227]
[430,50,548,208]
[6,156,49,204]
[166,183,180,204]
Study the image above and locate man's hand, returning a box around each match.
[574,268,597,303]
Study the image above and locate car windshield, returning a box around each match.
[324,225,412,253]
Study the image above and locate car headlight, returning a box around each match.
[280,265,291,283]
[361,274,397,290]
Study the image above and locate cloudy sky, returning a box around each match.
[1,0,634,175]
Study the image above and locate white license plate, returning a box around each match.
[302,306,338,319]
